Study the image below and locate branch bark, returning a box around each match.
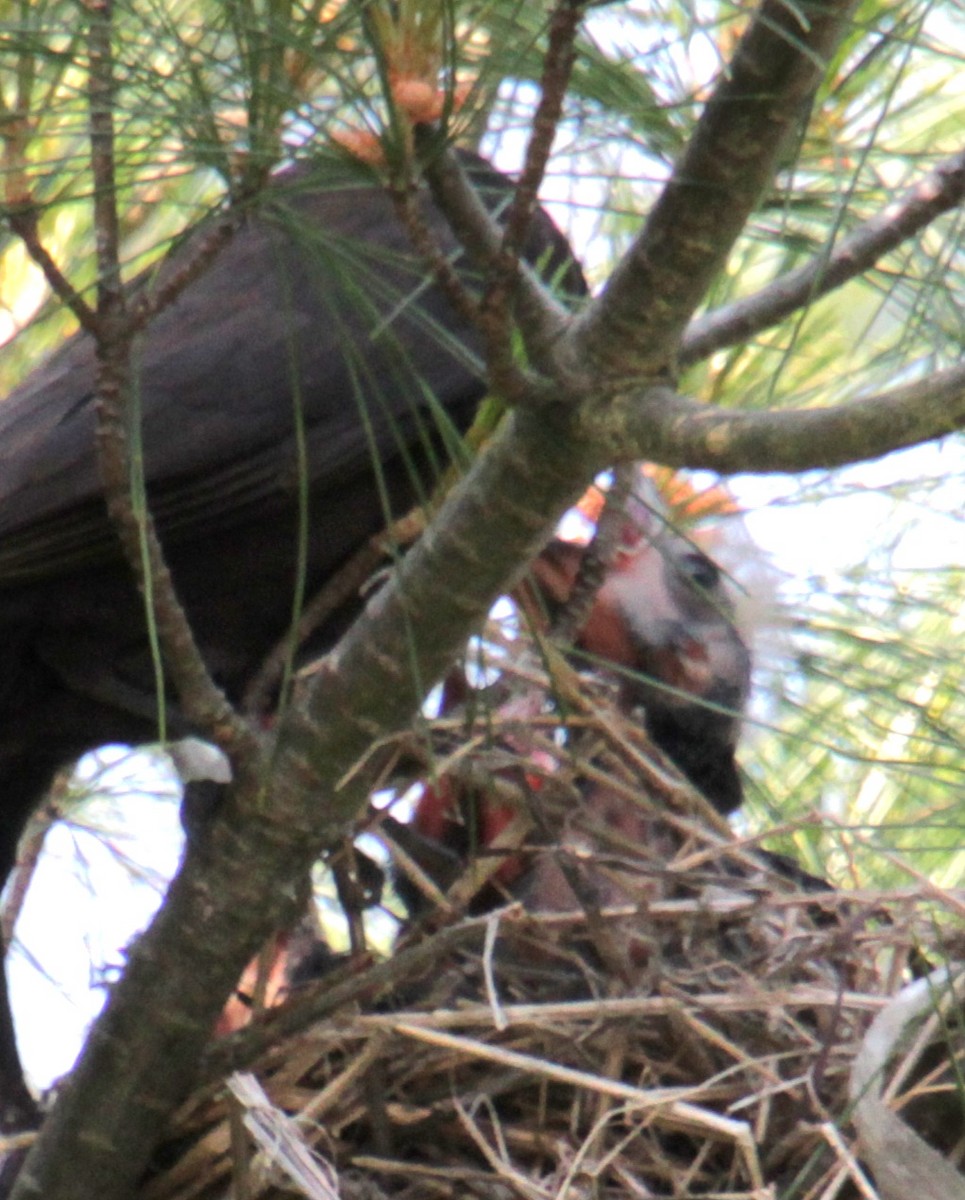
[417,138,572,378]
[605,366,965,473]
[84,0,260,767]
[480,0,586,377]
[680,146,965,366]
[570,0,861,381]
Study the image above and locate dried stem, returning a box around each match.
[482,0,585,359]
[81,0,258,766]
[681,147,965,366]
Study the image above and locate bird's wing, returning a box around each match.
[0,156,573,584]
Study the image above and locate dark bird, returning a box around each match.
[0,152,583,1131]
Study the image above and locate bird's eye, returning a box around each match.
[680,552,720,592]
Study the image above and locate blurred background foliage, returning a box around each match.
[1,0,963,1084]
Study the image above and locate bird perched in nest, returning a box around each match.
[387,473,754,918]
[0,151,583,1130]
[528,482,751,815]
[212,481,756,1026]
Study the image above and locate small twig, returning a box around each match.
[129,210,241,334]
[681,147,965,367]
[200,914,497,1079]
[332,843,371,958]
[227,1073,341,1199]
[0,795,63,947]
[6,209,99,335]
[483,0,586,353]
[82,0,260,766]
[246,510,426,714]
[85,0,124,322]
[417,136,571,388]
[482,909,510,1031]
[453,1094,550,1200]
[818,1120,879,1200]
[300,1036,390,1126]
[227,1091,253,1200]
[553,462,636,643]
[391,1020,760,1149]
[353,983,890,1034]
[389,174,481,328]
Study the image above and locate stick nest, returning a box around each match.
[144,668,965,1200]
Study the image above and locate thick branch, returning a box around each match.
[571,0,859,380]
[681,147,965,366]
[288,404,597,783]
[12,773,305,1200]
[610,366,965,474]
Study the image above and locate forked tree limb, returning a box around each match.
[570,0,862,381]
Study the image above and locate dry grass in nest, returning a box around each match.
[144,670,965,1200]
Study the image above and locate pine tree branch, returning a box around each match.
[83,0,258,766]
[680,147,965,366]
[417,137,572,383]
[480,0,586,379]
[611,365,965,473]
[571,0,861,381]
[4,209,99,337]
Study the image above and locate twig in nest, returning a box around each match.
[226,1073,340,1198]
[483,910,510,1032]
